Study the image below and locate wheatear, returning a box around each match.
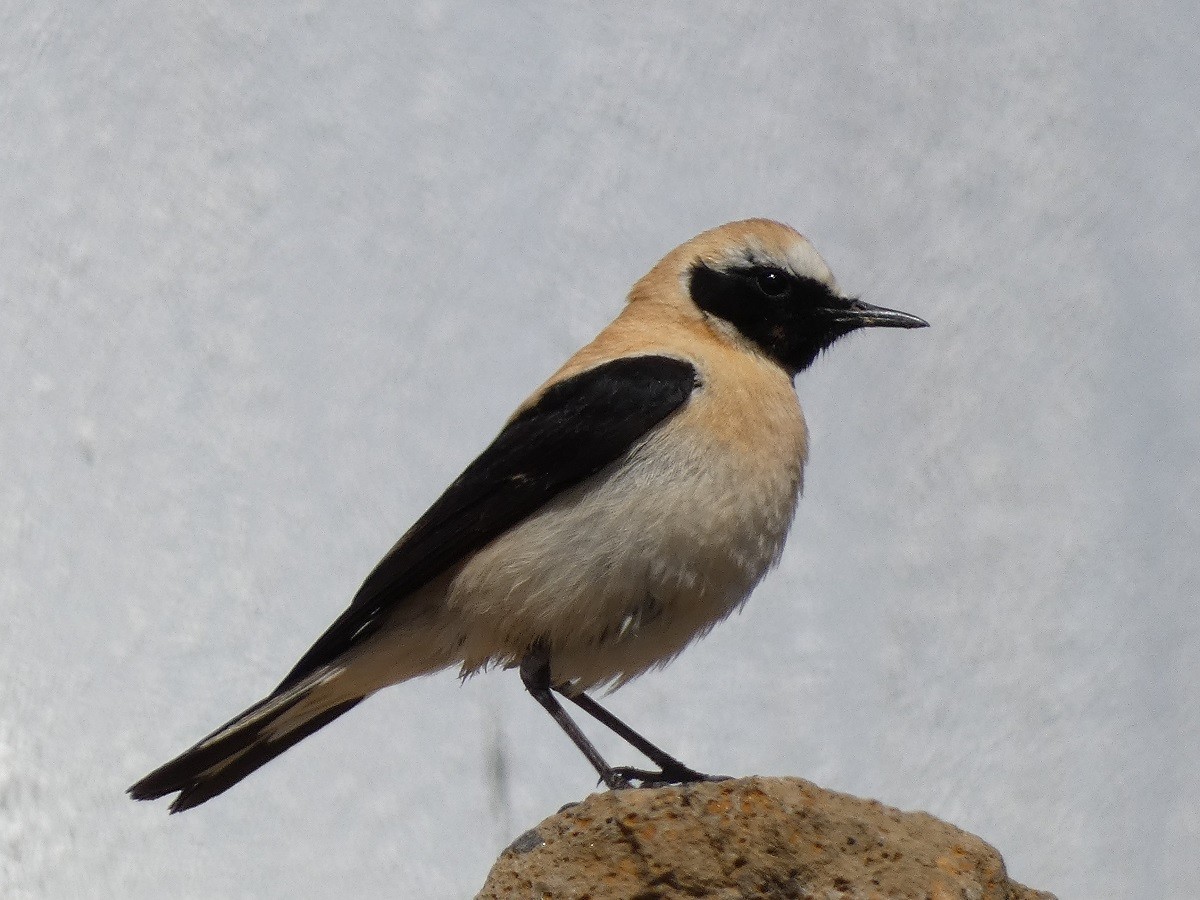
[129,219,926,812]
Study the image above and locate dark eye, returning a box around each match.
[754,269,790,298]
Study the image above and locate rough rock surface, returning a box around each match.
[477,776,1055,899]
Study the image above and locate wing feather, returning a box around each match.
[274,354,698,692]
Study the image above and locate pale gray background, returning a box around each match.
[2,2,1196,898]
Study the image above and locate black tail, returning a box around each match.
[128,674,362,813]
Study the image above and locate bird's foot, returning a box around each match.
[597,769,635,790]
[608,761,731,789]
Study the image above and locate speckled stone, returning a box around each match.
[476,776,1056,900]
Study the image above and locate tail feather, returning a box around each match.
[128,670,363,813]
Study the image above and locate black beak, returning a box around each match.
[831,298,929,330]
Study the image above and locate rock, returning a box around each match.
[476,776,1055,899]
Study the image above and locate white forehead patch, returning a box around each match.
[780,236,838,292]
[711,232,840,294]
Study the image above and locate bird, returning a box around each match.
[128,218,927,812]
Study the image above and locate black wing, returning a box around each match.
[275,354,699,692]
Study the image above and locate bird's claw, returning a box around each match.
[606,763,731,789]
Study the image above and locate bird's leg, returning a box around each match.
[518,652,630,790]
[561,690,728,787]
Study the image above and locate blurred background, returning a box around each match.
[2,2,1196,897]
